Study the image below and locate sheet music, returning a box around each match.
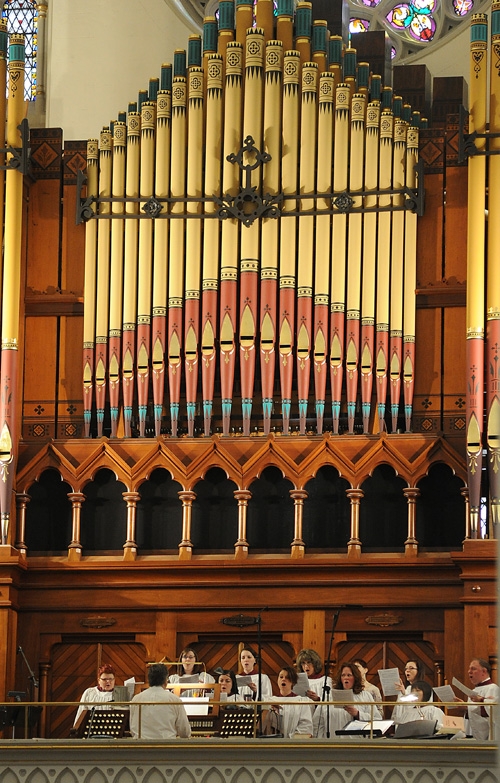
[330,688,354,703]
[452,677,476,698]
[124,677,137,700]
[236,675,253,688]
[433,684,455,703]
[178,674,200,684]
[377,667,400,697]
[295,673,309,697]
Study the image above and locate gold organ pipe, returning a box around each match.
[403,124,419,433]
[256,0,275,42]
[389,116,407,432]
[121,110,141,437]
[168,72,187,437]
[219,42,243,435]
[278,49,300,433]
[260,40,283,434]
[487,1,500,536]
[201,53,223,436]
[184,65,204,436]
[108,120,126,437]
[152,78,172,436]
[375,108,394,432]
[360,100,380,433]
[136,100,156,437]
[276,10,294,51]
[236,0,253,49]
[0,33,25,542]
[330,82,350,435]
[94,127,113,438]
[83,139,99,436]
[240,26,265,434]
[345,93,366,434]
[296,61,318,433]
[466,14,488,537]
[313,70,335,435]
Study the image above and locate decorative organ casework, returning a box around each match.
[79,0,427,442]
[0,28,29,544]
[460,8,500,539]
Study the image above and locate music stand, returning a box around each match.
[0,705,42,738]
[74,709,129,739]
[219,707,257,738]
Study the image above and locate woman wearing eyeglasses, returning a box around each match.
[392,659,431,724]
[73,663,119,726]
[168,647,215,691]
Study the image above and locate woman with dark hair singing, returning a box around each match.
[313,661,382,738]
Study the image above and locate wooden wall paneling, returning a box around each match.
[416,170,444,286]
[302,610,325,661]
[0,608,18,702]
[61,142,86,295]
[443,166,467,284]
[48,639,147,739]
[442,306,466,436]
[413,307,442,434]
[443,608,464,687]
[56,314,84,438]
[462,603,493,674]
[153,611,178,663]
[22,316,58,440]
[26,177,62,292]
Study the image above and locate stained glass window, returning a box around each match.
[2,0,37,101]
[190,0,488,64]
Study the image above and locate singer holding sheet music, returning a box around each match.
[74,664,118,725]
[296,648,332,702]
[237,645,273,701]
[313,662,381,738]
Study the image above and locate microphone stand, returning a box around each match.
[17,645,38,712]
[320,609,341,739]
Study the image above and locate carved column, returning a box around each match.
[346,488,363,559]
[178,490,195,560]
[234,489,251,560]
[15,492,30,557]
[67,492,85,562]
[122,491,140,561]
[461,486,470,540]
[403,487,420,557]
[290,489,307,559]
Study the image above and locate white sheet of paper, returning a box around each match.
[377,667,400,697]
[330,688,354,703]
[295,672,309,697]
[236,675,253,687]
[452,677,475,698]
[180,696,210,715]
[124,676,136,700]
[433,684,455,703]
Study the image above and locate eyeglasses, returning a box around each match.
[99,677,115,682]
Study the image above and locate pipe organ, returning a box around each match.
[80,1,428,441]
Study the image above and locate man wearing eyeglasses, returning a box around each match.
[73,663,118,725]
